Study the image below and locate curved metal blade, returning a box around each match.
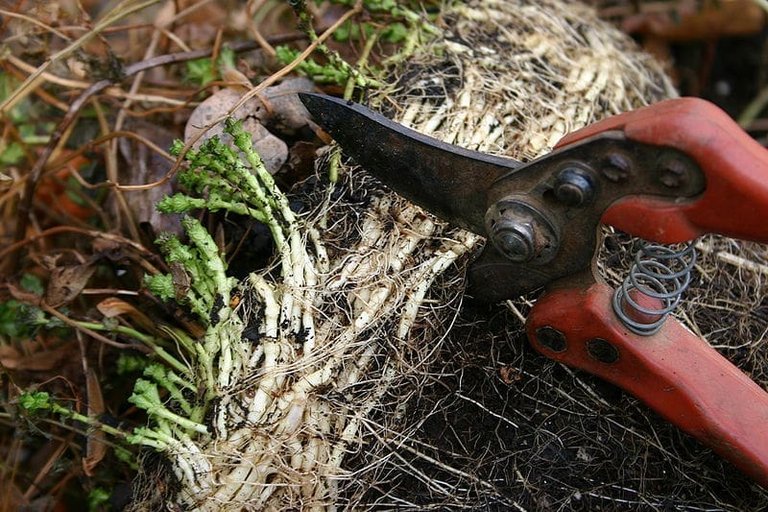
[299,93,521,234]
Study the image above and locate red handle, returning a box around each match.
[526,283,768,487]
[557,98,768,244]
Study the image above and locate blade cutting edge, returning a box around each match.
[299,93,522,234]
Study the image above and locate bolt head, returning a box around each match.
[554,168,595,207]
[497,224,534,262]
[486,199,560,265]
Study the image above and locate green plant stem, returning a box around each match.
[77,320,190,377]
[328,29,383,183]
[50,403,129,439]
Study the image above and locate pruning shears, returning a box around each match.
[298,93,768,487]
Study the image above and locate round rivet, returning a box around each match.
[587,338,619,363]
[601,153,631,182]
[554,168,595,207]
[536,326,567,352]
[659,159,688,188]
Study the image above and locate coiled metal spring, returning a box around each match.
[612,241,697,336]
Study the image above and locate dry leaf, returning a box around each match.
[623,0,765,40]
[0,478,26,512]
[257,77,315,134]
[185,88,288,174]
[92,237,130,261]
[82,368,106,477]
[0,344,69,372]
[170,263,191,302]
[6,282,42,304]
[154,0,176,30]
[0,345,22,370]
[499,365,522,385]
[184,78,315,174]
[0,173,14,192]
[96,298,157,334]
[45,262,96,307]
[117,119,182,236]
[221,68,253,90]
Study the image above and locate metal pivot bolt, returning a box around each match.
[486,199,560,264]
[553,167,596,206]
[498,224,535,262]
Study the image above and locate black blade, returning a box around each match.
[299,93,521,234]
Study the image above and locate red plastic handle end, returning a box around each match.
[526,283,768,488]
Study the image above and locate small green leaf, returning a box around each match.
[144,274,175,301]
[88,488,111,511]
[19,391,52,412]
[169,139,185,157]
[275,45,300,66]
[117,354,148,375]
[382,22,408,43]
[0,142,24,165]
[218,46,236,73]
[333,21,353,42]
[20,273,44,295]
[0,300,47,339]
[185,58,215,86]
[114,445,137,468]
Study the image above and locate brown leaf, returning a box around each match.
[258,77,316,134]
[92,237,131,261]
[0,478,26,512]
[0,344,69,372]
[96,298,157,334]
[44,262,96,307]
[0,172,13,192]
[0,345,22,369]
[499,365,522,385]
[623,0,765,40]
[184,88,289,174]
[7,283,42,304]
[82,368,106,477]
[184,77,316,174]
[116,119,182,237]
[170,263,191,302]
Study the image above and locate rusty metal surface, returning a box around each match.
[299,93,519,235]
[300,93,705,301]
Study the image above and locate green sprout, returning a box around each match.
[117,353,149,375]
[275,46,355,85]
[128,379,207,435]
[19,391,54,413]
[18,103,316,499]
[185,47,236,87]
[88,488,111,511]
[0,275,62,341]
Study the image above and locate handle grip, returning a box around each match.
[526,282,768,487]
[557,98,768,244]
